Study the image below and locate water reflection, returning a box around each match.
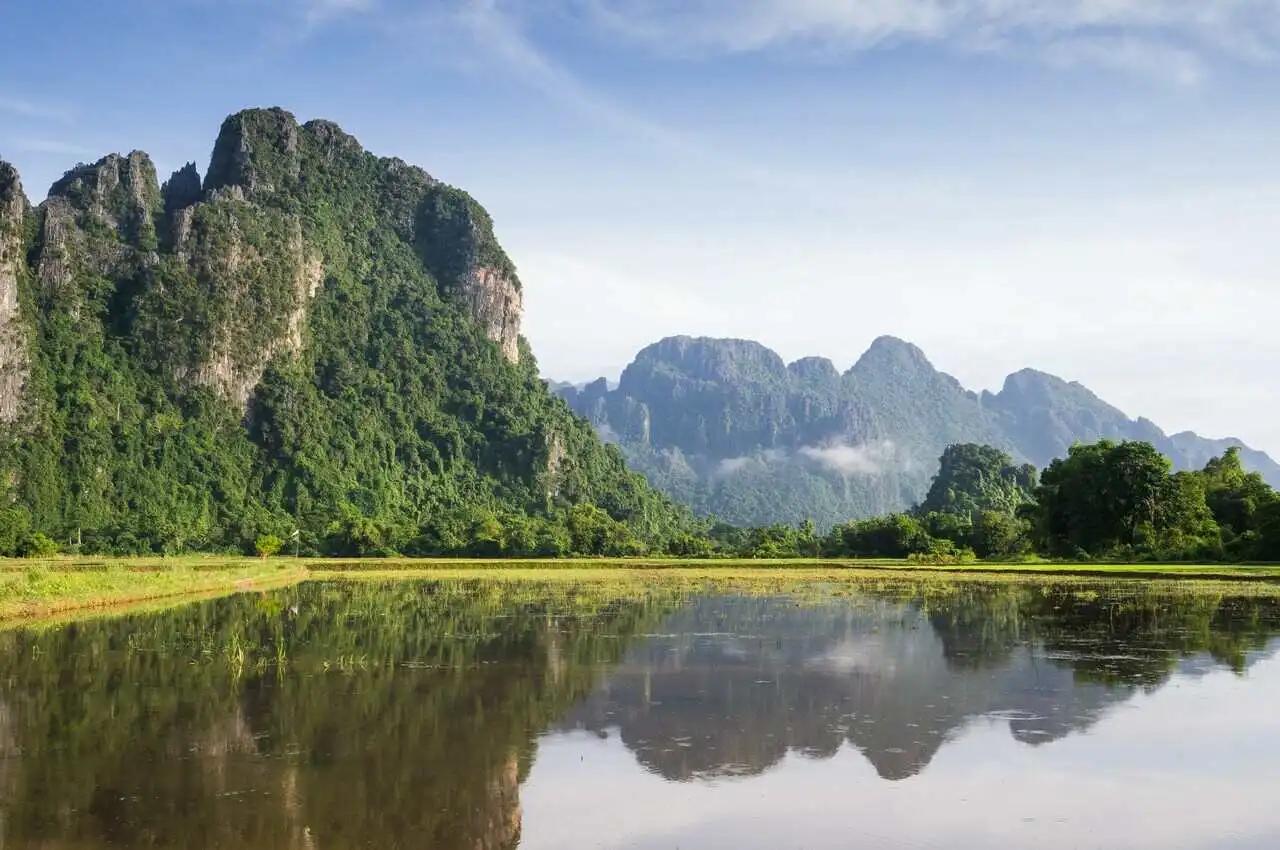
[557,584,1280,782]
[0,578,1278,849]
[0,580,680,849]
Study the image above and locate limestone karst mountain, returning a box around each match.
[0,107,689,555]
[557,335,1280,528]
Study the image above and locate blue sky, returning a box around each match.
[2,0,1278,454]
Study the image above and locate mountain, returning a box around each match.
[0,107,691,556]
[556,335,1280,528]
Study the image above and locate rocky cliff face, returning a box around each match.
[0,163,29,424]
[0,106,686,556]
[454,265,522,364]
[171,207,323,409]
[414,184,523,364]
[35,151,161,313]
[557,335,1280,528]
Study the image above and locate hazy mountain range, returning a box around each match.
[555,335,1280,528]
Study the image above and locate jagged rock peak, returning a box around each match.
[303,118,365,158]
[788,355,839,383]
[205,107,302,196]
[631,336,788,379]
[996,368,1096,403]
[161,162,203,214]
[0,161,28,210]
[848,336,938,382]
[860,335,930,363]
[47,151,161,222]
[33,152,163,309]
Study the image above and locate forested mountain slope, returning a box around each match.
[0,108,692,556]
[557,335,1280,528]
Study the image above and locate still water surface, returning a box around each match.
[1,577,1279,849]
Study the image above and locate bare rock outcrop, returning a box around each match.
[0,162,30,423]
[204,107,301,198]
[35,151,162,311]
[415,185,524,364]
[34,197,78,305]
[457,265,523,363]
[47,150,161,249]
[172,205,323,410]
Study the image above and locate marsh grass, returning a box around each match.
[2,555,1279,628]
[0,561,305,625]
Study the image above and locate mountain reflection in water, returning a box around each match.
[554,586,1264,782]
[0,578,1277,849]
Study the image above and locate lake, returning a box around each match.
[1,575,1279,849]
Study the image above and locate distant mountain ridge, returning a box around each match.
[554,335,1280,528]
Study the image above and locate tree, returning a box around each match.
[826,513,932,558]
[1255,500,1280,561]
[255,534,284,558]
[970,510,1029,558]
[798,519,820,558]
[1200,447,1278,555]
[20,533,59,559]
[919,444,1037,517]
[1028,440,1215,558]
[0,507,33,557]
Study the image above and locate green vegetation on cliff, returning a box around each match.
[0,108,694,557]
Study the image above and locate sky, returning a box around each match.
[2,0,1278,455]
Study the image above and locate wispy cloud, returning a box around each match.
[429,1,853,197]
[7,138,97,157]
[575,0,1280,83]
[1042,34,1207,86]
[302,0,376,26]
[799,440,898,477]
[0,96,74,123]
[447,0,691,150]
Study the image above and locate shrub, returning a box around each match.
[20,533,59,559]
[255,534,285,558]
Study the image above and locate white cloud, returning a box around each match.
[290,0,376,29]
[7,138,97,157]
[575,0,1280,82]
[1041,34,1206,85]
[715,456,754,477]
[799,440,897,476]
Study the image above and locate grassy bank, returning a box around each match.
[0,560,306,624]
[2,555,1279,625]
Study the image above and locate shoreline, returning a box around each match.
[3,556,1280,627]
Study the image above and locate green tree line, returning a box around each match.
[680,441,1279,562]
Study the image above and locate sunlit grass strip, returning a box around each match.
[0,562,306,625]
[6,555,1280,579]
[307,558,1280,581]
[315,567,1280,598]
[2,555,1280,626]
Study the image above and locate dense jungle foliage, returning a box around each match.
[740,442,1280,563]
[0,109,695,557]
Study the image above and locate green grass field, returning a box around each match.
[2,555,1279,625]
